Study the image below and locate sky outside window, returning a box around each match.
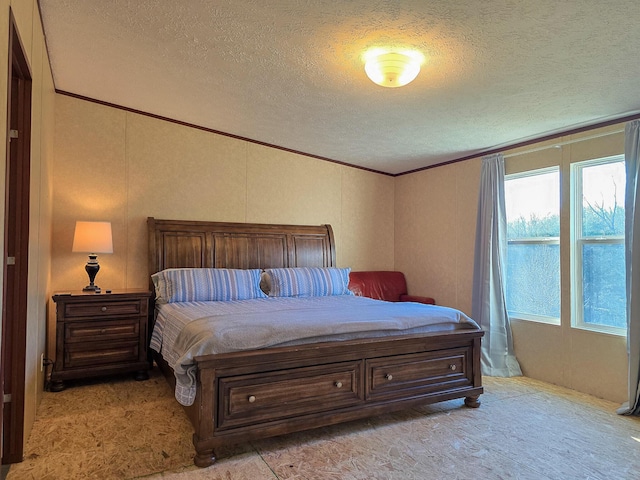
[505,170,559,228]
[581,161,625,211]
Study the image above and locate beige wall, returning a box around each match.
[52,93,630,404]
[51,94,395,300]
[395,159,481,315]
[395,124,629,403]
[0,0,55,450]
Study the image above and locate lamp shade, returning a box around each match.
[72,221,113,254]
[364,52,422,88]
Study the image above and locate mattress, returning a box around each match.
[149,295,479,406]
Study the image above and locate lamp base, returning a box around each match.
[84,255,101,292]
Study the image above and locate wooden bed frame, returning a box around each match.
[147,217,484,468]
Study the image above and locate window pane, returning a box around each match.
[506,171,560,239]
[581,243,626,328]
[581,162,625,237]
[505,168,560,321]
[506,243,560,318]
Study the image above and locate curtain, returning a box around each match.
[619,120,640,415]
[472,153,522,377]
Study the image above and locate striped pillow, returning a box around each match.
[152,268,266,303]
[264,267,352,297]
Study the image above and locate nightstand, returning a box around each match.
[50,289,152,391]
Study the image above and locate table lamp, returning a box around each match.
[72,221,113,291]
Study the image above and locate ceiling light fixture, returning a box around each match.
[364,50,424,88]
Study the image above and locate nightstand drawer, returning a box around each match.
[64,300,143,318]
[64,342,139,369]
[65,318,140,343]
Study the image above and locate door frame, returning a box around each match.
[1,10,32,464]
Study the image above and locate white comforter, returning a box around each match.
[149,295,479,406]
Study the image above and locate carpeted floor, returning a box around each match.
[5,368,640,479]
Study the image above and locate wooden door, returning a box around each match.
[1,12,32,464]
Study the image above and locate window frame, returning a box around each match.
[570,154,626,336]
[505,166,561,325]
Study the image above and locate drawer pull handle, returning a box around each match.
[385,374,393,381]
[101,307,107,312]
[334,381,343,388]
[247,395,256,403]
[449,364,457,371]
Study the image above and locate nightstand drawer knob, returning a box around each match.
[334,381,343,388]
[101,306,107,312]
[449,364,457,371]
[248,395,256,403]
[385,374,393,381]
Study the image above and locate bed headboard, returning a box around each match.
[147,217,336,280]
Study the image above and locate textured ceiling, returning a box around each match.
[39,1,640,175]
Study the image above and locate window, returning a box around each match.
[571,156,626,333]
[505,168,561,323]
[505,155,627,335]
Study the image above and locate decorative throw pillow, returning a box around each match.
[264,267,352,297]
[259,271,271,295]
[151,268,266,303]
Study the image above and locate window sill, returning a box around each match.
[508,314,560,326]
[571,323,626,337]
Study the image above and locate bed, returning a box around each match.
[147,217,484,468]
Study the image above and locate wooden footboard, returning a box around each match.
[183,329,483,467]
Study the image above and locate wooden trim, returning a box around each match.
[56,90,640,178]
[396,112,640,176]
[55,90,393,177]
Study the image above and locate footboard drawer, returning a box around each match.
[217,361,363,430]
[366,347,473,401]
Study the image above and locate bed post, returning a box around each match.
[464,335,483,408]
[193,366,217,467]
[193,445,216,468]
[147,217,157,290]
[147,217,158,337]
[324,224,336,266]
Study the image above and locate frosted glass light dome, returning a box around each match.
[364,51,422,88]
